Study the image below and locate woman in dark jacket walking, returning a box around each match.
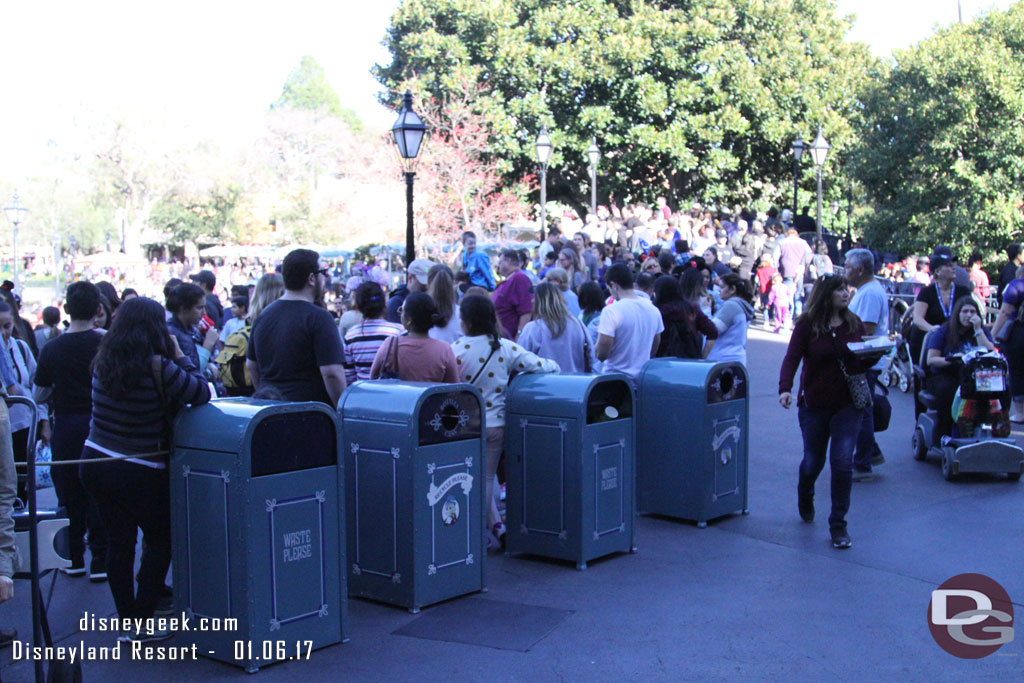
[778,275,870,550]
[80,297,211,641]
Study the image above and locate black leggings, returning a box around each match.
[12,428,29,502]
[51,413,107,561]
[80,451,171,620]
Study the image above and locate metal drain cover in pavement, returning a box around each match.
[392,597,574,652]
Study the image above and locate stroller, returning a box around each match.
[879,306,914,393]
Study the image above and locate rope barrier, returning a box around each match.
[14,451,170,467]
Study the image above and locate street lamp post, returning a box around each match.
[390,90,427,262]
[808,125,831,240]
[3,192,27,293]
[53,233,62,299]
[791,134,805,218]
[846,184,853,246]
[535,125,553,241]
[587,138,600,218]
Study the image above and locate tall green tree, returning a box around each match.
[850,5,1024,256]
[272,56,363,132]
[375,0,874,216]
[149,185,243,246]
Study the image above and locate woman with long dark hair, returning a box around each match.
[926,296,996,437]
[79,297,211,641]
[778,275,871,550]
[0,301,48,501]
[653,276,718,359]
[0,290,38,358]
[453,295,558,549]
[577,280,605,345]
[427,264,461,344]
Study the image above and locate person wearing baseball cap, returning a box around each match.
[189,269,224,329]
[386,258,433,324]
[908,249,973,376]
[933,244,972,289]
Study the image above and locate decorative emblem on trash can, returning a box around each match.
[441,497,460,525]
[429,397,470,437]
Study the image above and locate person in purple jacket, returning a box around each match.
[778,274,872,550]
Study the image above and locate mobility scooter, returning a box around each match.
[912,344,1024,481]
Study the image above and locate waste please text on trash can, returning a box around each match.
[338,381,485,613]
[637,359,749,527]
[170,398,347,673]
[505,373,636,570]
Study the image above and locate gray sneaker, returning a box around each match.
[125,627,173,644]
[852,468,874,482]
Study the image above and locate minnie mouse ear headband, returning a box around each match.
[682,255,707,271]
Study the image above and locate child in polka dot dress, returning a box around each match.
[451,295,559,549]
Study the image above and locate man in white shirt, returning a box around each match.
[595,263,663,381]
[846,248,889,480]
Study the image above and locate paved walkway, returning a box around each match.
[2,329,1021,681]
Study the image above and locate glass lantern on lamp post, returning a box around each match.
[391,91,427,261]
[535,125,553,242]
[3,192,28,293]
[808,125,831,240]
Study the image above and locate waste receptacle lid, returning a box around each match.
[173,398,339,453]
[506,373,633,419]
[338,380,482,424]
[638,358,747,393]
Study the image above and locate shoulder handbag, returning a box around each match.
[573,317,593,373]
[831,330,873,411]
[378,336,401,380]
[872,376,892,432]
[469,344,499,385]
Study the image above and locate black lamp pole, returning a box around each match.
[404,172,415,261]
[791,134,805,219]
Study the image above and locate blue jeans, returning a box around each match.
[797,403,860,530]
[853,371,880,471]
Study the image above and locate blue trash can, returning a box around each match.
[504,373,636,569]
[338,381,485,613]
[171,399,346,672]
[637,359,749,527]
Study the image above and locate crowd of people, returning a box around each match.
[0,199,1021,645]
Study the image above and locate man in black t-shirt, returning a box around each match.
[246,249,346,406]
[33,281,108,581]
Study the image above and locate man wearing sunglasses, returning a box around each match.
[246,249,346,407]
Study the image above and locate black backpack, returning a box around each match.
[661,318,703,360]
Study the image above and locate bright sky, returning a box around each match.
[0,0,1018,182]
